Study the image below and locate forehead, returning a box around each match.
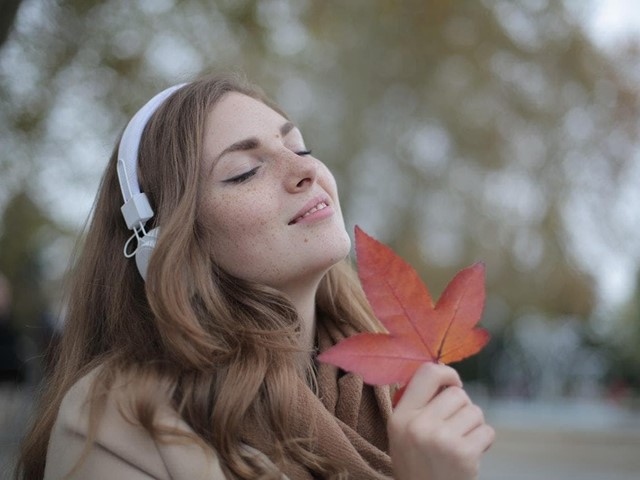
[203,92,288,153]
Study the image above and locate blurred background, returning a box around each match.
[1,0,639,478]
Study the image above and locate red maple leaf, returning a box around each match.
[318,226,489,394]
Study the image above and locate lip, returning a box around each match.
[288,194,332,225]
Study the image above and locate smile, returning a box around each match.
[289,201,329,225]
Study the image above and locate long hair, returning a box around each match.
[17,73,382,479]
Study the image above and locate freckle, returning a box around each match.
[304,237,308,243]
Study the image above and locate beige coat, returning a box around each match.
[44,369,283,480]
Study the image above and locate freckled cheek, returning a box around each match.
[207,197,276,242]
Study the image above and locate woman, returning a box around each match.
[18,73,494,479]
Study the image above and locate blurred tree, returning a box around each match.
[0,190,55,330]
[301,0,634,320]
[1,0,640,392]
[0,0,23,48]
[605,271,640,394]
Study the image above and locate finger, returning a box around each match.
[420,385,469,421]
[463,423,495,455]
[395,363,462,411]
[445,402,485,436]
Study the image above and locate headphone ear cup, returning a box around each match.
[135,227,159,280]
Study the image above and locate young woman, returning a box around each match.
[18,73,494,479]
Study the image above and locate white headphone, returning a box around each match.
[116,83,187,280]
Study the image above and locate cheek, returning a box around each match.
[210,205,263,242]
[319,166,341,201]
[207,186,264,228]
[203,191,279,258]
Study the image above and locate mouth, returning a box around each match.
[288,198,330,225]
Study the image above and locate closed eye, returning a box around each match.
[223,166,260,184]
[222,150,311,184]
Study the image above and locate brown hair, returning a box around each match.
[17,73,381,479]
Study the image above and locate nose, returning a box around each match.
[282,151,318,193]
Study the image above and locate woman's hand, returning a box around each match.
[387,363,495,480]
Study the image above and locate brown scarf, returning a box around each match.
[243,317,394,479]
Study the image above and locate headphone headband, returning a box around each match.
[117,83,187,229]
[116,83,187,279]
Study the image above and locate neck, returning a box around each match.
[281,280,320,352]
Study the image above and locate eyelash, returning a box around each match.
[224,150,313,184]
[225,167,260,184]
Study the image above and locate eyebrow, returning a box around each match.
[214,121,296,164]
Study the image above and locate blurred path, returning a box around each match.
[480,399,640,480]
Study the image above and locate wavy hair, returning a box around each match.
[17,73,382,479]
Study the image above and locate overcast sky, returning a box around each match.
[588,0,640,47]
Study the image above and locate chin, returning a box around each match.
[325,229,352,265]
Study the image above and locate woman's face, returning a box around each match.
[200,92,351,295]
